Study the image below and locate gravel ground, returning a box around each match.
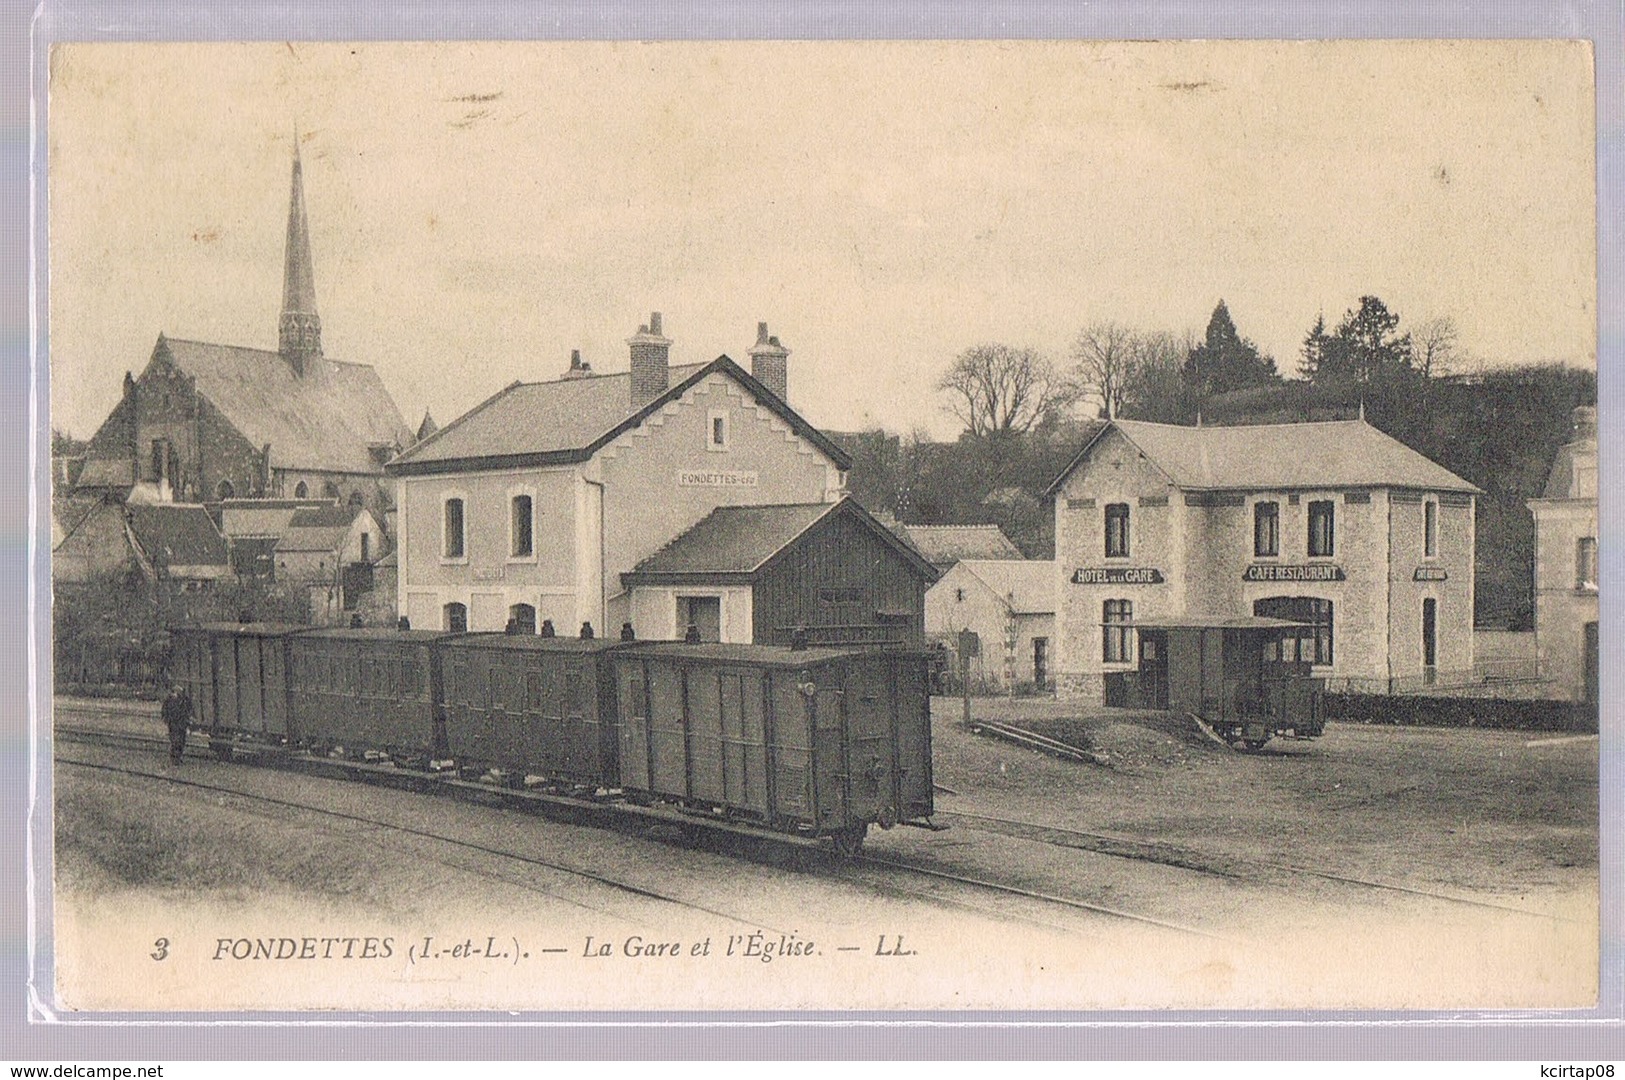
[929,696,1598,899]
[48,694,1601,1011]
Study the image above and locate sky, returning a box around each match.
[47,40,1597,443]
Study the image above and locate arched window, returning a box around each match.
[444,602,468,633]
[215,479,234,500]
[323,480,341,500]
[508,603,537,635]
[1254,596,1333,666]
[294,481,308,498]
[348,490,365,509]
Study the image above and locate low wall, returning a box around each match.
[1323,692,1596,733]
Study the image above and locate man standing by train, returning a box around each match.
[161,683,192,765]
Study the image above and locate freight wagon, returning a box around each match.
[168,624,936,855]
[613,643,934,855]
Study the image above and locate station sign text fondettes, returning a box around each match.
[677,469,760,488]
[1072,567,1165,585]
[1243,563,1346,582]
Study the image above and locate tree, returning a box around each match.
[1121,329,1193,422]
[936,344,1078,437]
[1183,300,1278,395]
[1304,295,1415,385]
[1071,321,1139,419]
[1299,313,1332,380]
[1412,315,1460,379]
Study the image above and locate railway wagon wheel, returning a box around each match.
[829,824,867,859]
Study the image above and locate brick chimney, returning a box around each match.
[627,311,671,408]
[563,348,593,380]
[748,321,790,402]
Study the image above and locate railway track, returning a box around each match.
[936,807,1575,922]
[53,723,1222,943]
[55,749,793,934]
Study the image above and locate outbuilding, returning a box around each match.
[925,559,1056,690]
[620,496,938,646]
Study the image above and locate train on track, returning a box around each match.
[169,622,935,856]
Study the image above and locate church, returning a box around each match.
[72,144,412,529]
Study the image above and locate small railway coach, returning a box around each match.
[1128,615,1326,749]
[437,633,623,788]
[288,627,459,765]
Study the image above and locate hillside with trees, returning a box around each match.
[844,296,1593,627]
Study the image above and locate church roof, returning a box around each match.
[163,337,410,474]
[389,356,852,476]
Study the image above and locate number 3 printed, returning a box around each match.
[151,937,169,961]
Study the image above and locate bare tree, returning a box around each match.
[1121,329,1189,419]
[936,344,1077,437]
[1071,321,1139,419]
[1413,315,1460,379]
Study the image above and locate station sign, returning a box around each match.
[1242,563,1345,582]
[677,469,759,488]
[1413,566,1448,581]
[1071,567,1165,585]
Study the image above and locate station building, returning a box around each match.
[386,315,858,639]
[1046,418,1481,701]
[1528,406,1599,703]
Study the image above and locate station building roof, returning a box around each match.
[1047,418,1482,496]
[387,355,852,476]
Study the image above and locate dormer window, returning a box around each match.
[707,409,730,452]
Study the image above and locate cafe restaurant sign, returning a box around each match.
[1072,567,1165,585]
[1243,563,1345,583]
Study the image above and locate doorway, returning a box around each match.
[1032,637,1048,689]
[1584,621,1599,705]
[1422,598,1437,683]
[677,595,722,643]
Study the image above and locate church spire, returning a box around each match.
[278,130,322,375]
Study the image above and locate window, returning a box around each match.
[1424,500,1438,558]
[443,497,465,559]
[509,603,537,635]
[1102,599,1133,663]
[510,494,534,558]
[323,480,341,499]
[349,490,365,509]
[444,602,468,633]
[360,533,370,562]
[294,481,308,498]
[150,439,167,482]
[1577,537,1598,592]
[1104,503,1130,558]
[1308,500,1335,557]
[1254,596,1333,666]
[1254,501,1280,557]
[216,479,234,500]
[707,408,730,451]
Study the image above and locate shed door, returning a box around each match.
[677,596,722,643]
